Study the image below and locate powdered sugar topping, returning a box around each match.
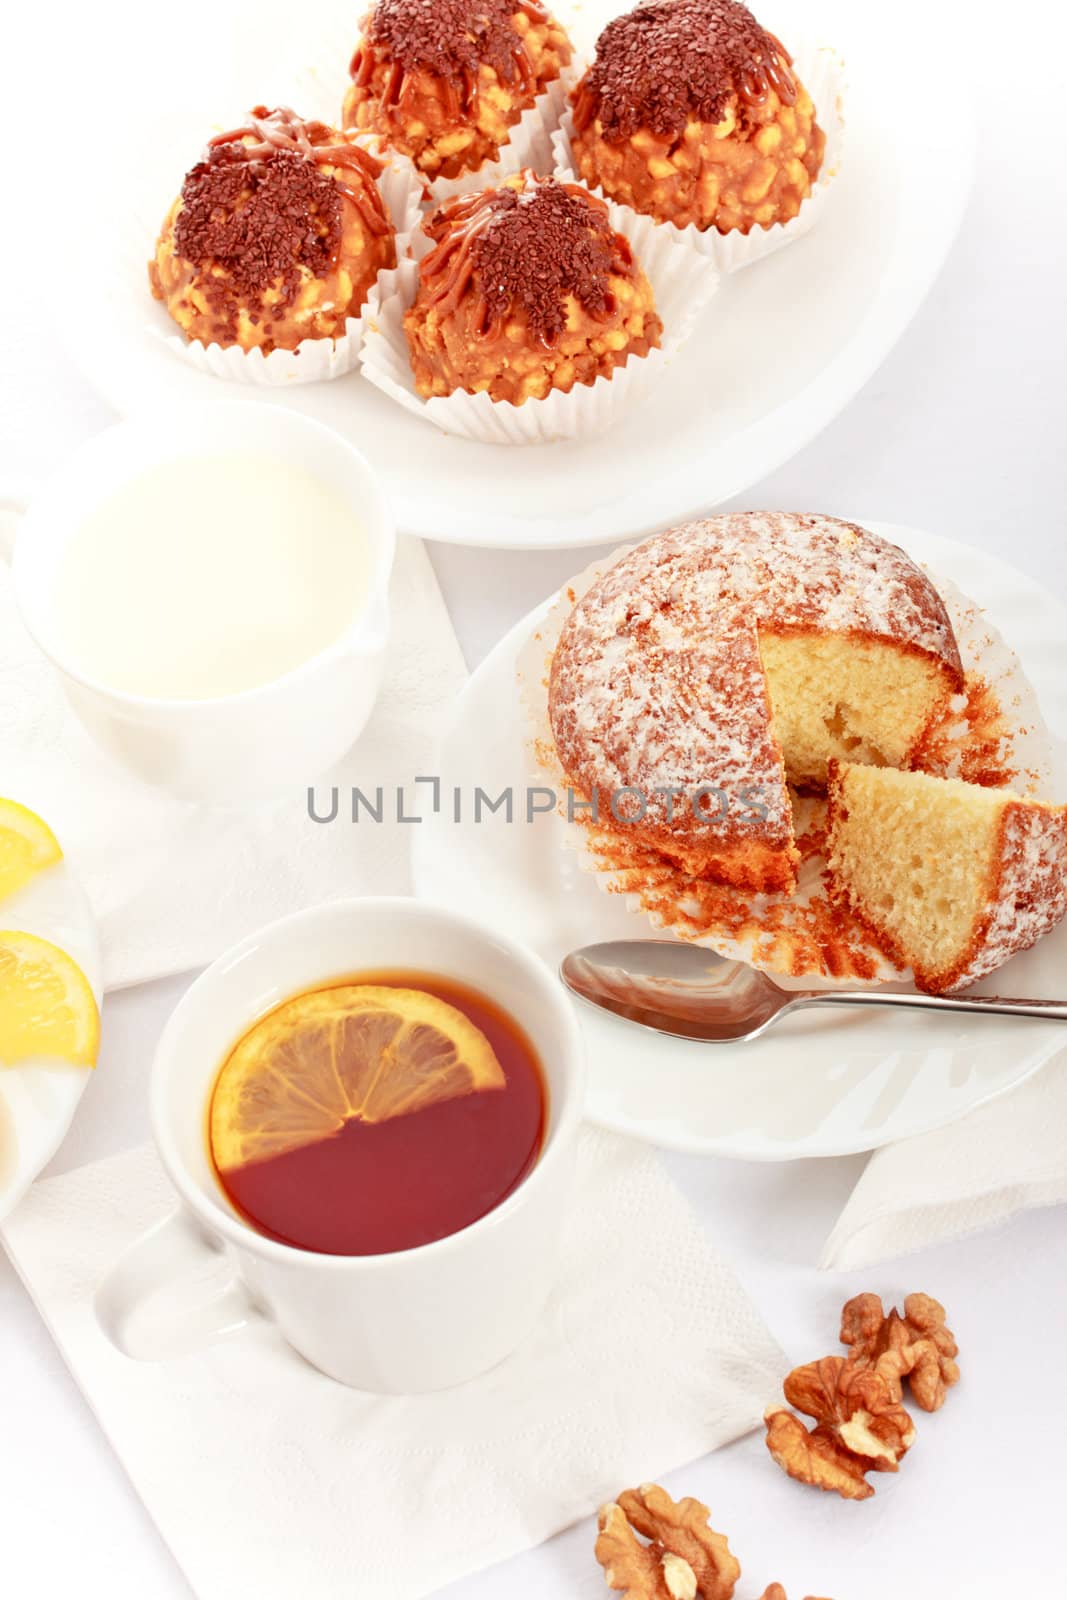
[961,802,1067,986]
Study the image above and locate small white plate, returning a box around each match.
[412,524,1067,1159]
[0,854,101,1218]
[73,0,973,548]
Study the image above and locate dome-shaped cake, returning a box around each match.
[548,514,965,894]
[405,171,662,404]
[343,0,573,181]
[150,106,395,354]
[570,0,825,235]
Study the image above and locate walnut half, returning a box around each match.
[595,1484,741,1600]
[764,1355,916,1500]
[840,1292,960,1412]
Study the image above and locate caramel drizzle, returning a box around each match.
[208,106,391,237]
[737,34,797,109]
[572,31,796,134]
[418,180,631,346]
[570,83,598,135]
[350,0,548,116]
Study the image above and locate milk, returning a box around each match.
[55,453,371,700]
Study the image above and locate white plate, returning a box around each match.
[0,854,101,1219]
[73,0,973,547]
[412,524,1067,1159]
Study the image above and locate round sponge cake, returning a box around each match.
[548,513,965,894]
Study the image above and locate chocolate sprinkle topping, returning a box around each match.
[365,0,529,87]
[466,178,616,343]
[580,0,790,141]
[175,147,342,306]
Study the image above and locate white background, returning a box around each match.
[3,0,1067,1594]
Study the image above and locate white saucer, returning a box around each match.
[0,856,101,1218]
[73,0,973,547]
[412,524,1067,1159]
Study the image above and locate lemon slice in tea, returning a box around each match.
[210,985,506,1171]
[0,931,100,1069]
[0,799,63,904]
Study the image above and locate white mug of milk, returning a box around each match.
[2,403,394,805]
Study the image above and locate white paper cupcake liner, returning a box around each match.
[552,39,846,274]
[358,198,719,445]
[517,544,1056,986]
[150,148,423,387]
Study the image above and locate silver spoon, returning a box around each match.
[560,939,1067,1044]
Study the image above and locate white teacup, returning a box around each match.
[1,402,394,805]
[95,897,585,1393]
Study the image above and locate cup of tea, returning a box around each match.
[2,401,394,805]
[95,898,585,1393]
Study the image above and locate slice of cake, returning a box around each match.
[825,761,1067,993]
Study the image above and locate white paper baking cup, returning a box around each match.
[151,149,423,386]
[518,544,1056,985]
[552,39,846,274]
[358,198,718,445]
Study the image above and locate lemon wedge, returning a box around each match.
[0,931,99,1069]
[0,799,63,904]
[210,984,506,1171]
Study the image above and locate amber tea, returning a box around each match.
[208,970,546,1256]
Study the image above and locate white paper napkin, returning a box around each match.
[0,534,467,990]
[822,1050,1067,1269]
[1,1128,786,1600]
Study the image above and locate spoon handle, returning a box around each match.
[799,990,1067,1021]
